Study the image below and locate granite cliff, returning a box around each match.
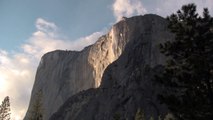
[25,14,154,120]
[49,14,174,120]
[25,14,174,120]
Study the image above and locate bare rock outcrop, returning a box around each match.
[49,14,174,120]
[24,14,155,120]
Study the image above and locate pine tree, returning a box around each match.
[113,112,121,120]
[29,90,43,120]
[156,3,213,120]
[0,96,11,120]
[135,108,145,120]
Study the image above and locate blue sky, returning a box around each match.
[1,0,213,51]
[0,0,114,51]
[0,0,212,119]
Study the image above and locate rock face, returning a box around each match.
[24,14,159,120]
[49,15,174,120]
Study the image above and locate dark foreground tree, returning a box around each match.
[156,3,213,120]
[0,96,11,120]
[29,90,43,120]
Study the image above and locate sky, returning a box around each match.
[0,0,213,119]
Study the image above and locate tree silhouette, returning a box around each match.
[0,96,10,120]
[29,90,43,120]
[156,3,213,120]
[134,108,145,120]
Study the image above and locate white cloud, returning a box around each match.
[36,18,57,33]
[154,0,213,17]
[112,0,147,21]
[0,18,104,120]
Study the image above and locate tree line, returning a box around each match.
[156,3,213,120]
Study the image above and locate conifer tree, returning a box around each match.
[135,108,145,120]
[29,90,43,120]
[0,96,11,120]
[156,3,213,120]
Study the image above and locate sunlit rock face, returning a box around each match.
[49,14,174,120]
[24,14,144,120]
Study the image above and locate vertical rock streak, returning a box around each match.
[24,16,132,119]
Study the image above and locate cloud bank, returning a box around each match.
[152,0,213,17]
[0,18,103,120]
[112,0,147,21]
[112,0,213,21]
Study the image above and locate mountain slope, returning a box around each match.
[49,14,174,120]
[24,14,162,119]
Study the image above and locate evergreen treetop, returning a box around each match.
[156,3,213,120]
[0,96,11,120]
